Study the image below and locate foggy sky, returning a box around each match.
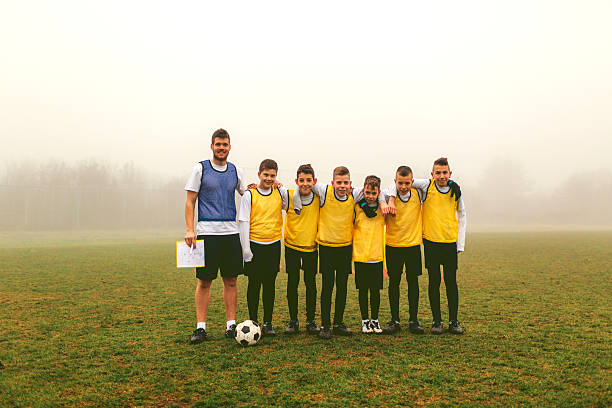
[1,1,611,192]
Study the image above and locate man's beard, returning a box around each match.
[213,152,228,162]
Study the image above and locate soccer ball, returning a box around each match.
[235,320,261,347]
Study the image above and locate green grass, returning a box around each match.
[1,231,611,407]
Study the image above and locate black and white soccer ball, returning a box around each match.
[235,320,261,347]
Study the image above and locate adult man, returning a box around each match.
[184,128,247,343]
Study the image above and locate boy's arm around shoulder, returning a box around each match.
[238,191,253,262]
[457,196,466,253]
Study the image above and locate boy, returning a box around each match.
[382,166,424,335]
[353,175,385,334]
[238,159,295,336]
[284,164,320,334]
[312,166,389,339]
[388,157,465,334]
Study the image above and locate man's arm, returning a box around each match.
[236,167,248,196]
[238,191,254,262]
[184,191,198,248]
[457,197,466,252]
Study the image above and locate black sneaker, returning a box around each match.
[190,328,208,344]
[448,320,464,335]
[263,322,276,337]
[382,320,401,335]
[430,321,443,335]
[318,326,331,339]
[332,322,352,336]
[225,324,237,338]
[305,320,320,334]
[284,320,300,335]
[408,320,424,334]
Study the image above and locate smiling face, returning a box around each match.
[363,185,380,205]
[395,173,414,196]
[210,137,231,164]
[258,168,277,189]
[432,164,452,187]
[296,172,316,196]
[331,174,352,196]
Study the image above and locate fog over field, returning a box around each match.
[1,1,611,230]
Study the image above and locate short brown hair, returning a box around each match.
[211,128,230,144]
[297,164,315,179]
[396,166,413,177]
[364,175,381,190]
[433,157,450,170]
[259,159,278,173]
[333,166,350,178]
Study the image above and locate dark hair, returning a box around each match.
[211,128,230,144]
[259,159,278,173]
[333,166,350,178]
[297,164,315,179]
[396,166,413,177]
[433,157,450,170]
[364,175,381,190]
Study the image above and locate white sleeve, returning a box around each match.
[184,163,203,192]
[235,166,248,196]
[290,189,302,214]
[239,221,253,262]
[238,191,252,223]
[352,186,364,202]
[312,183,327,205]
[412,179,430,196]
[387,183,397,197]
[278,186,290,211]
[381,189,390,203]
[456,197,466,252]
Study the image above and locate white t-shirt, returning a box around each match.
[238,186,289,244]
[184,161,247,235]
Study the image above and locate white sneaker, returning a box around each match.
[370,320,382,334]
[362,320,373,334]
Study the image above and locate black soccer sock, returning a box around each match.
[358,288,369,320]
[262,272,277,323]
[287,271,300,321]
[320,271,335,327]
[428,266,442,322]
[247,276,262,322]
[370,287,380,321]
[444,268,459,322]
[407,274,420,321]
[333,272,349,324]
[388,273,401,322]
[304,269,317,322]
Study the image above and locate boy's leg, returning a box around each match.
[385,245,403,323]
[355,263,369,320]
[246,273,262,322]
[261,242,281,326]
[319,245,335,329]
[443,267,459,322]
[405,244,423,323]
[370,262,383,322]
[427,265,442,323]
[285,247,301,322]
[333,245,352,326]
[303,250,318,323]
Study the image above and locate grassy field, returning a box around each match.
[0,231,611,407]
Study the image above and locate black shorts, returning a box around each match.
[385,244,423,278]
[285,247,318,275]
[245,241,281,279]
[318,244,352,276]
[195,234,243,281]
[423,239,458,271]
[354,262,383,290]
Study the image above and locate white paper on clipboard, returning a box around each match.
[176,240,205,268]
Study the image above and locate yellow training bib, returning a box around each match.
[316,186,354,247]
[385,187,422,247]
[249,188,283,242]
[284,189,320,252]
[353,203,385,262]
[422,179,458,243]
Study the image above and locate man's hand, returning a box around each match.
[274,180,284,188]
[448,180,461,202]
[185,231,196,248]
[387,196,397,215]
[458,250,464,254]
[243,249,253,263]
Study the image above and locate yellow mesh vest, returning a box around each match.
[422,179,458,243]
[249,188,283,242]
[385,187,423,247]
[316,186,354,247]
[353,203,385,262]
[284,189,320,252]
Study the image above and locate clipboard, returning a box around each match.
[176,240,205,268]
